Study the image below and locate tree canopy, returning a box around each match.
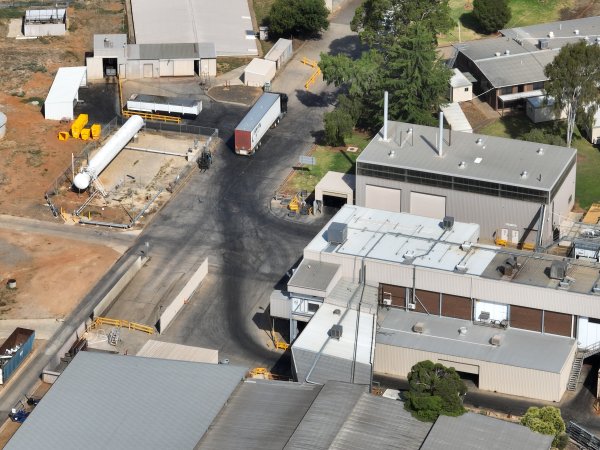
[404,360,467,422]
[268,0,329,38]
[520,406,567,449]
[472,0,511,34]
[544,40,600,147]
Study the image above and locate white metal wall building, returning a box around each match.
[356,121,577,247]
[272,205,600,401]
[44,66,87,120]
[244,58,276,87]
[264,38,293,69]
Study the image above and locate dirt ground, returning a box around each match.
[0,0,125,220]
[0,228,119,319]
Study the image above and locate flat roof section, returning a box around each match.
[325,279,379,314]
[128,93,200,108]
[377,308,575,373]
[357,121,576,190]
[450,68,471,88]
[131,0,257,56]
[45,66,86,105]
[421,412,553,450]
[5,352,247,450]
[288,259,341,292]
[441,102,473,133]
[136,340,218,364]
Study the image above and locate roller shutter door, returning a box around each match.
[365,185,401,212]
[510,305,542,332]
[174,60,194,76]
[441,294,471,320]
[544,311,572,337]
[414,289,440,315]
[159,60,174,77]
[410,192,446,219]
[379,283,405,307]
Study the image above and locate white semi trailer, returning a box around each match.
[126,94,202,117]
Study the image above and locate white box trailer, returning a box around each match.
[126,94,202,116]
[234,92,288,155]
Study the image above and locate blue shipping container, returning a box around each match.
[0,328,35,384]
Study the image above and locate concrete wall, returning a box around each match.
[374,343,571,401]
[24,23,66,37]
[158,258,208,333]
[356,174,555,245]
[93,256,146,317]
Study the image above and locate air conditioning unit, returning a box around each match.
[443,216,454,230]
[549,261,567,279]
[413,322,424,333]
[593,284,600,294]
[327,222,347,245]
[490,334,503,346]
[461,242,472,251]
[328,324,343,340]
[407,303,416,310]
[538,38,549,49]
[382,298,392,306]
[455,263,468,273]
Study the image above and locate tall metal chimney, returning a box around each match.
[382,91,389,141]
[438,111,444,156]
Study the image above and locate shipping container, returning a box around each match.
[234,92,288,155]
[0,328,35,385]
[126,94,202,117]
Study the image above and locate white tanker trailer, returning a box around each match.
[73,115,144,190]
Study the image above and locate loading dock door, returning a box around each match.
[174,60,194,76]
[143,64,153,78]
[365,185,401,212]
[410,192,446,219]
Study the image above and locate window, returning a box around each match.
[464,87,469,92]
[500,86,513,95]
[307,303,320,313]
[533,81,544,90]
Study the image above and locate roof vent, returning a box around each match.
[328,222,347,245]
[505,255,518,268]
[537,147,544,155]
[403,250,416,262]
[593,284,600,294]
[520,170,528,179]
[459,326,468,335]
[476,138,483,145]
[333,308,341,315]
[474,157,482,164]
[504,49,510,55]
[548,31,554,38]
[539,39,549,49]
[550,260,568,279]
[443,216,454,230]
[490,334,503,346]
[461,242,472,251]
[388,149,396,157]
[455,263,468,273]
[574,29,580,35]
[413,322,425,333]
[494,51,501,57]
[458,161,467,169]
[328,324,343,340]
[558,279,571,290]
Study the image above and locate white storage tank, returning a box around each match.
[0,112,6,139]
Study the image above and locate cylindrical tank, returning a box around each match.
[74,115,144,190]
[0,112,7,140]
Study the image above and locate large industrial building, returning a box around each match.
[271,205,600,401]
[354,121,576,247]
[130,0,258,57]
[86,34,217,80]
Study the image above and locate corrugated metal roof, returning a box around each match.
[357,121,576,190]
[6,352,246,450]
[197,380,321,450]
[474,50,557,88]
[315,171,355,195]
[288,260,340,292]
[421,413,553,450]
[45,66,86,105]
[329,394,432,450]
[293,347,372,385]
[284,382,367,449]
[130,0,257,56]
[377,308,575,373]
[236,93,280,132]
[450,68,471,88]
[440,102,473,133]
[325,279,378,314]
[136,340,218,364]
[128,43,199,60]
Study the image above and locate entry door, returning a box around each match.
[410,192,446,219]
[143,64,153,78]
[365,185,401,212]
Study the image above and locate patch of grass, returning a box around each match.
[439,0,573,45]
[216,57,253,76]
[479,115,600,209]
[0,8,24,19]
[253,0,275,27]
[21,96,44,106]
[20,62,47,73]
[25,149,45,168]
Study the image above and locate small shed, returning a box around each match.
[44,66,87,121]
[526,96,566,123]
[448,68,472,103]
[244,58,276,87]
[264,38,293,69]
[315,171,355,207]
[24,8,67,37]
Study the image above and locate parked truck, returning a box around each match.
[126,94,202,117]
[234,92,288,155]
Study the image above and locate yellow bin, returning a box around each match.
[80,128,91,141]
[58,131,69,141]
[71,113,89,139]
[91,123,101,139]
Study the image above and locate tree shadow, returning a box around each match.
[328,35,368,58]
[459,12,487,36]
[294,89,336,108]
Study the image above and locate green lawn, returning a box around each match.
[479,115,600,210]
[440,0,573,45]
[253,0,275,27]
[283,131,372,194]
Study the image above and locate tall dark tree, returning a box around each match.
[351,0,454,48]
[473,0,511,34]
[544,40,600,147]
[404,360,467,422]
[268,0,329,38]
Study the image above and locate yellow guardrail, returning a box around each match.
[93,317,155,334]
[301,57,318,68]
[122,109,181,124]
[305,67,321,89]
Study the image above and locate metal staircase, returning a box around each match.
[567,342,600,391]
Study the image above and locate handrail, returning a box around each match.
[93,317,154,335]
